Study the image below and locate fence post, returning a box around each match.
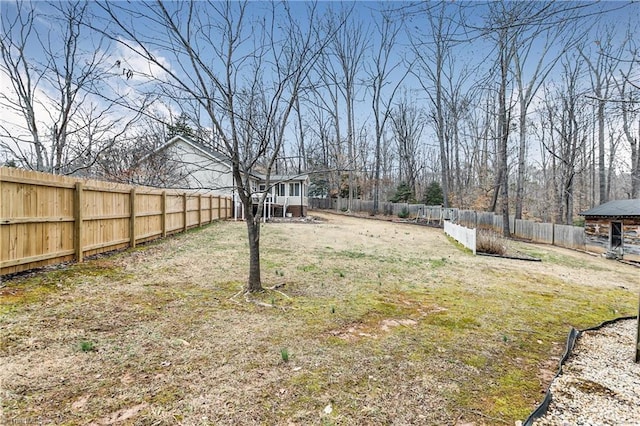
[161,191,167,238]
[129,187,136,248]
[636,292,640,362]
[74,182,84,262]
[473,227,477,255]
[183,193,188,232]
[217,196,221,220]
[198,194,202,227]
[210,195,213,223]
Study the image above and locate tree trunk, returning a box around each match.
[564,174,574,225]
[373,132,381,213]
[622,105,640,198]
[498,44,511,237]
[597,96,607,204]
[245,207,263,293]
[436,78,450,208]
[634,122,640,198]
[347,96,354,211]
[515,104,527,219]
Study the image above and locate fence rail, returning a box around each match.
[310,198,586,252]
[1,167,232,276]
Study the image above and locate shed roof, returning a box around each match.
[580,199,640,217]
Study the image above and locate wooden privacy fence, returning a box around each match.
[1,167,232,276]
[310,198,586,252]
[458,213,585,250]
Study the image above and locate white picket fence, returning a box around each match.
[444,221,477,255]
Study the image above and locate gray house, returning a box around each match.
[136,135,309,218]
[581,199,640,261]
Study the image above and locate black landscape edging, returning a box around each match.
[522,315,638,426]
[476,252,542,262]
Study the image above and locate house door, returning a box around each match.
[610,221,623,252]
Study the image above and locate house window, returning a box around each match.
[259,184,266,192]
[276,183,285,196]
[289,182,300,197]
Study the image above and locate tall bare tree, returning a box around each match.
[618,68,640,198]
[97,1,333,292]
[325,6,369,211]
[540,59,589,224]
[579,25,628,205]
[512,11,580,219]
[0,1,140,174]
[366,7,407,214]
[478,1,597,235]
[391,96,424,196]
[410,1,467,209]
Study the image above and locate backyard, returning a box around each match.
[1,212,638,425]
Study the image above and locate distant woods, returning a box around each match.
[1,1,638,228]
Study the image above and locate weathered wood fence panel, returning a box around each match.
[515,220,554,244]
[553,224,586,250]
[1,167,232,276]
[457,210,476,228]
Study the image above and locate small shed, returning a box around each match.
[580,199,640,261]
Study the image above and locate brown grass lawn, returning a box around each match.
[1,211,638,425]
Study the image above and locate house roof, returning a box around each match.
[139,134,309,183]
[580,199,640,217]
[164,135,231,164]
[255,173,309,183]
[134,134,231,169]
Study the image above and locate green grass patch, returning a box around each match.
[337,250,368,259]
[79,340,96,352]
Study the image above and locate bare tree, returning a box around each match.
[0,1,140,174]
[308,45,345,202]
[512,11,580,219]
[579,25,628,205]
[609,29,640,198]
[410,1,468,209]
[366,7,407,214]
[477,1,596,235]
[480,2,521,236]
[325,6,369,211]
[391,96,424,197]
[97,1,332,292]
[540,58,589,224]
[618,74,640,198]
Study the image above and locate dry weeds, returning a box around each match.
[1,212,638,425]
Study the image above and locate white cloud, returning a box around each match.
[113,38,173,84]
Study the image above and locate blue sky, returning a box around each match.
[1,1,638,170]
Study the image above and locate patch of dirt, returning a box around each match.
[91,403,149,425]
[267,215,326,224]
[328,318,419,341]
[0,287,25,297]
[538,357,561,387]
